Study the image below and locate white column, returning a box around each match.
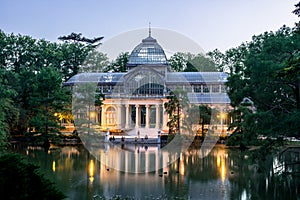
[155,104,160,129]
[135,104,139,128]
[117,104,122,129]
[125,104,130,129]
[145,104,150,128]
[101,105,106,127]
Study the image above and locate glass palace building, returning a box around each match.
[65,32,230,135]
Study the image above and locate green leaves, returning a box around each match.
[213,24,300,146]
[169,52,217,72]
[29,67,69,134]
[105,52,130,72]
[164,88,189,134]
[0,30,96,135]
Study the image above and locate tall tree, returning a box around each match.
[0,69,18,150]
[79,50,109,73]
[29,67,70,136]
[212,25,300,145]
[72,82,105,134]
[164,88,189,134]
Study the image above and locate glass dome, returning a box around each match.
[127,35,168,66]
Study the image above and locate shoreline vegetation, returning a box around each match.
[9,132,300,150]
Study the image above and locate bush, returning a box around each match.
[0,153,65,200]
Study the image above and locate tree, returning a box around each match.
[245,26,300,137]
[169,52,217,72]
[58,32,103,48]
[105,52,129,72]
[212,25,300,146]
[79,50,109,73]
[59,42,93,81]
[0,69,18,150]
[198,105,212,136]
[0,30,97,135]
[72,82,105,134]
[0,153,65,199]
[164,88,189,134]
[58,32,104,79]
[185,53,217,72]
[168,52,187,72]
[29,67,70,136]
[293,2,300,17]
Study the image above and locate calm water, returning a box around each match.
[12,143,299,200]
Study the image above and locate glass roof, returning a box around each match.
[65,73,125,85]
[65,72,228,86]
[188,93,230,104]
[127,36,168,66]
[167,72,228,83]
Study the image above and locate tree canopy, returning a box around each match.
[168,52,218,72]
[0,30,101,136]
[209,21,300,145]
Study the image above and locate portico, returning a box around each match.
[101,100,165,130]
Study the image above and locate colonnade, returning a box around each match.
[101,102,169,130]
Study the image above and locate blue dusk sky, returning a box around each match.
[0,0,299,56]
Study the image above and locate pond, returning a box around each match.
[11,143,299,200]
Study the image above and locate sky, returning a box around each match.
[1,0,299,57]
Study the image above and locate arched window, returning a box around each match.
[125,69,164,96]
[106,107,116,125]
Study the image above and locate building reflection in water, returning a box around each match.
[88,159,95,184]
[46,143,230,180]
[87,143,178,173]
[52,161,56,172]
[20,143,232,199]
[216,149,227,183]
[13,142,298,199]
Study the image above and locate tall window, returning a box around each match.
[212,85,220,93]
[106,107,116,125]
[194,85,202,93]
[221,85,227,93]
[203,85,210,93]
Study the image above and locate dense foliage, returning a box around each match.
[168,52,217,72]
[209,12,300,146]
[0,31,112,138]
[0,153,65,200]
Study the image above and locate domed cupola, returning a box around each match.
[127,27,168,68]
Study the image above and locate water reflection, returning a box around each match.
[89,159,95,184]
[52,161,56,172]
[11,143,299,200]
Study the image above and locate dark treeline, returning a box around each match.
[0,31,93,144]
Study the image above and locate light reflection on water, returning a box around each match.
[12,143,299,200]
